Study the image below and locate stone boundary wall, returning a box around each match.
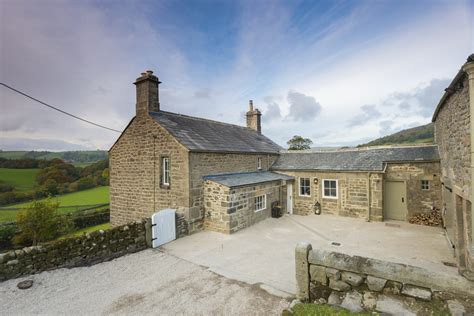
[295,243,474,303]
[0,219,150,281]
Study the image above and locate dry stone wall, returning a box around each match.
[295,243,474,313]
[0,220,149,281]
[203,179,283,233]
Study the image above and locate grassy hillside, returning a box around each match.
[0,186,109,222]
[0,168,40,191]
[358,123,434,147]
[0,150,108,164]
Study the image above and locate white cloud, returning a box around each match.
[0,0,471,150]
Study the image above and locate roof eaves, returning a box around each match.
[270,167,384,172]
[190,149,280,155]
[432,68,466,122]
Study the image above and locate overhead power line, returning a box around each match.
[1,83,122,133]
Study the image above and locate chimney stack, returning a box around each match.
[134,70,161,116]
[246,100,261,134]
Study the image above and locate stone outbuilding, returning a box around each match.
[272,146,441,221]
[202,171,293,233]
[432,54,474,279]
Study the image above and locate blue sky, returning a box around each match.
[1,0,473,150]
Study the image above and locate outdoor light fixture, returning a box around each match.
[314,201,321,215]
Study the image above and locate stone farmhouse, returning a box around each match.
[110,55,474,278]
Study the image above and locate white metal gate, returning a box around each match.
[151,209,176,248]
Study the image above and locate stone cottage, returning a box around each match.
[109,71,285,234]
[110,70,443,236]
[432,54,474,280]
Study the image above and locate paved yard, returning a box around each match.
[163,214,457,296]
[0,250,289,315]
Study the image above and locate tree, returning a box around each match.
[287,135,313,150]
[13,199,71,246]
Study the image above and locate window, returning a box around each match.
[323,179,338,198]
[299,178,311,196]
[421,180,430,190]
[257,157,262,170]
[162,157,170,185]
[255,195,266,212]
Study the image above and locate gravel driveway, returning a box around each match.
[0,249,289,315]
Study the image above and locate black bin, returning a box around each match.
[271,201,282,218]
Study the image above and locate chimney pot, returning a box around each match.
[146,70,154,75]
[249,100,254,111]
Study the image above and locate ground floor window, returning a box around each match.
[323,179,338,198]
[255,195,266,212]
[299,178,311,196]
[421,180,430,190]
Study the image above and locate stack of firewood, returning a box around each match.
[408,209,442,226]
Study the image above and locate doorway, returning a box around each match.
[287,183,293,214]
[384,181,408,220]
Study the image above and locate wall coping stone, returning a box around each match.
[308,248,474,296]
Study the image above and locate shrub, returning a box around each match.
[0,183,13,193]
[0,223,17,250]
[13,199,73,246]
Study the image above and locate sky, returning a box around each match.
[1,0,473,151]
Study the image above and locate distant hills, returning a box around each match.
[0,150,108,163]
[358,123,434,147]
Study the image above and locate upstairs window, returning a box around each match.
[299,178,311,196]
[257,157,262,170]
[323,179,338,198]
[421,180,430,190]
[162,157,170,186]
[255,195,266,212]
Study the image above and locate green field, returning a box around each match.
[0,150,107,162]
[0,186,109,222]
[0,168,40,191]
[60,222,111,240]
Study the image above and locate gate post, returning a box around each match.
[145,218,153,248]
[295,242,312,301]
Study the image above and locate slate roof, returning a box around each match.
[203,171,294,188]
[149,111,281,154]
[272,146,439,172]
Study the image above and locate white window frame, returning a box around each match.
[255,194,266,212]
[257,157,262,170]
[421,180,430,190]
[162,157,170,185]
[322,179,338,199]
[299,177,311,197]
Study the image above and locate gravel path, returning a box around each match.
[0,249,289,315]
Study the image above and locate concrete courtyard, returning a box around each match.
[163,214,458,296]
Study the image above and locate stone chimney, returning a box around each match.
[134,70,161,116]
[246,100,261,134]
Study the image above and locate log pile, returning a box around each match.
[409,209,442,226]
